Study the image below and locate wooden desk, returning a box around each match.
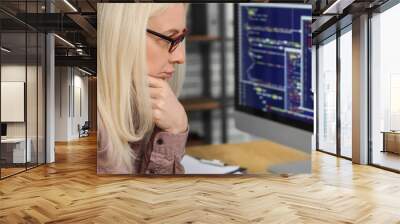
[382,131,400,154]
[186,140,310,174]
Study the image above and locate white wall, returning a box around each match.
[55,66,69,141]
[54,67,89,141]
[71,73,89,138]
[1,65,35,138]
[1,64,46,164]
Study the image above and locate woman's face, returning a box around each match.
[146,4,186,80]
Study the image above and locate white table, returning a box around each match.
[1,138,32,163]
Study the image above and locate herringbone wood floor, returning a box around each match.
[0,134,400,223]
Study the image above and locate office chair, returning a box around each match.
[79,121,90,138]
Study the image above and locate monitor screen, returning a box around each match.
[1,123,7,137]
[235,3,313,132]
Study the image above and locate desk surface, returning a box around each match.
[1,138,28,143]
[381,131,400,133]
[186,140,310,174]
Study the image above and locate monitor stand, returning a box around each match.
[267,160,311,175]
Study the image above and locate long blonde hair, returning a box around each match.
[97,3,187,172]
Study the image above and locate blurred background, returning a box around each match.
[1,0,400,177]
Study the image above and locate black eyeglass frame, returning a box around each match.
[146,28,187,53]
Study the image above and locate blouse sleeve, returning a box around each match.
[143,127,189,174]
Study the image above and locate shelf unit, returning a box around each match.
[179,4,227,146]
[180,97,220,112]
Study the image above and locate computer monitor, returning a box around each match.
[234,3,313,173]
[1,123,7,137]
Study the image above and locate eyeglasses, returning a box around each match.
[146,28,187,53]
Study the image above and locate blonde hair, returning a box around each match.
[97,3,187,172]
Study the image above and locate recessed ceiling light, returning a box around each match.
[1,47,11,53]
[54,34,75,48]
[63,0,78,12]
[77,67,93,76]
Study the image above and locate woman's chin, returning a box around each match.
[149,74,167,80]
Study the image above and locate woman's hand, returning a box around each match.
[148,76,188,134]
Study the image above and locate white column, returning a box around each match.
[46,32,55,163]
[352,14,369,164]
[45,0,56,163]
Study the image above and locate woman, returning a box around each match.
[97,3,189,174]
